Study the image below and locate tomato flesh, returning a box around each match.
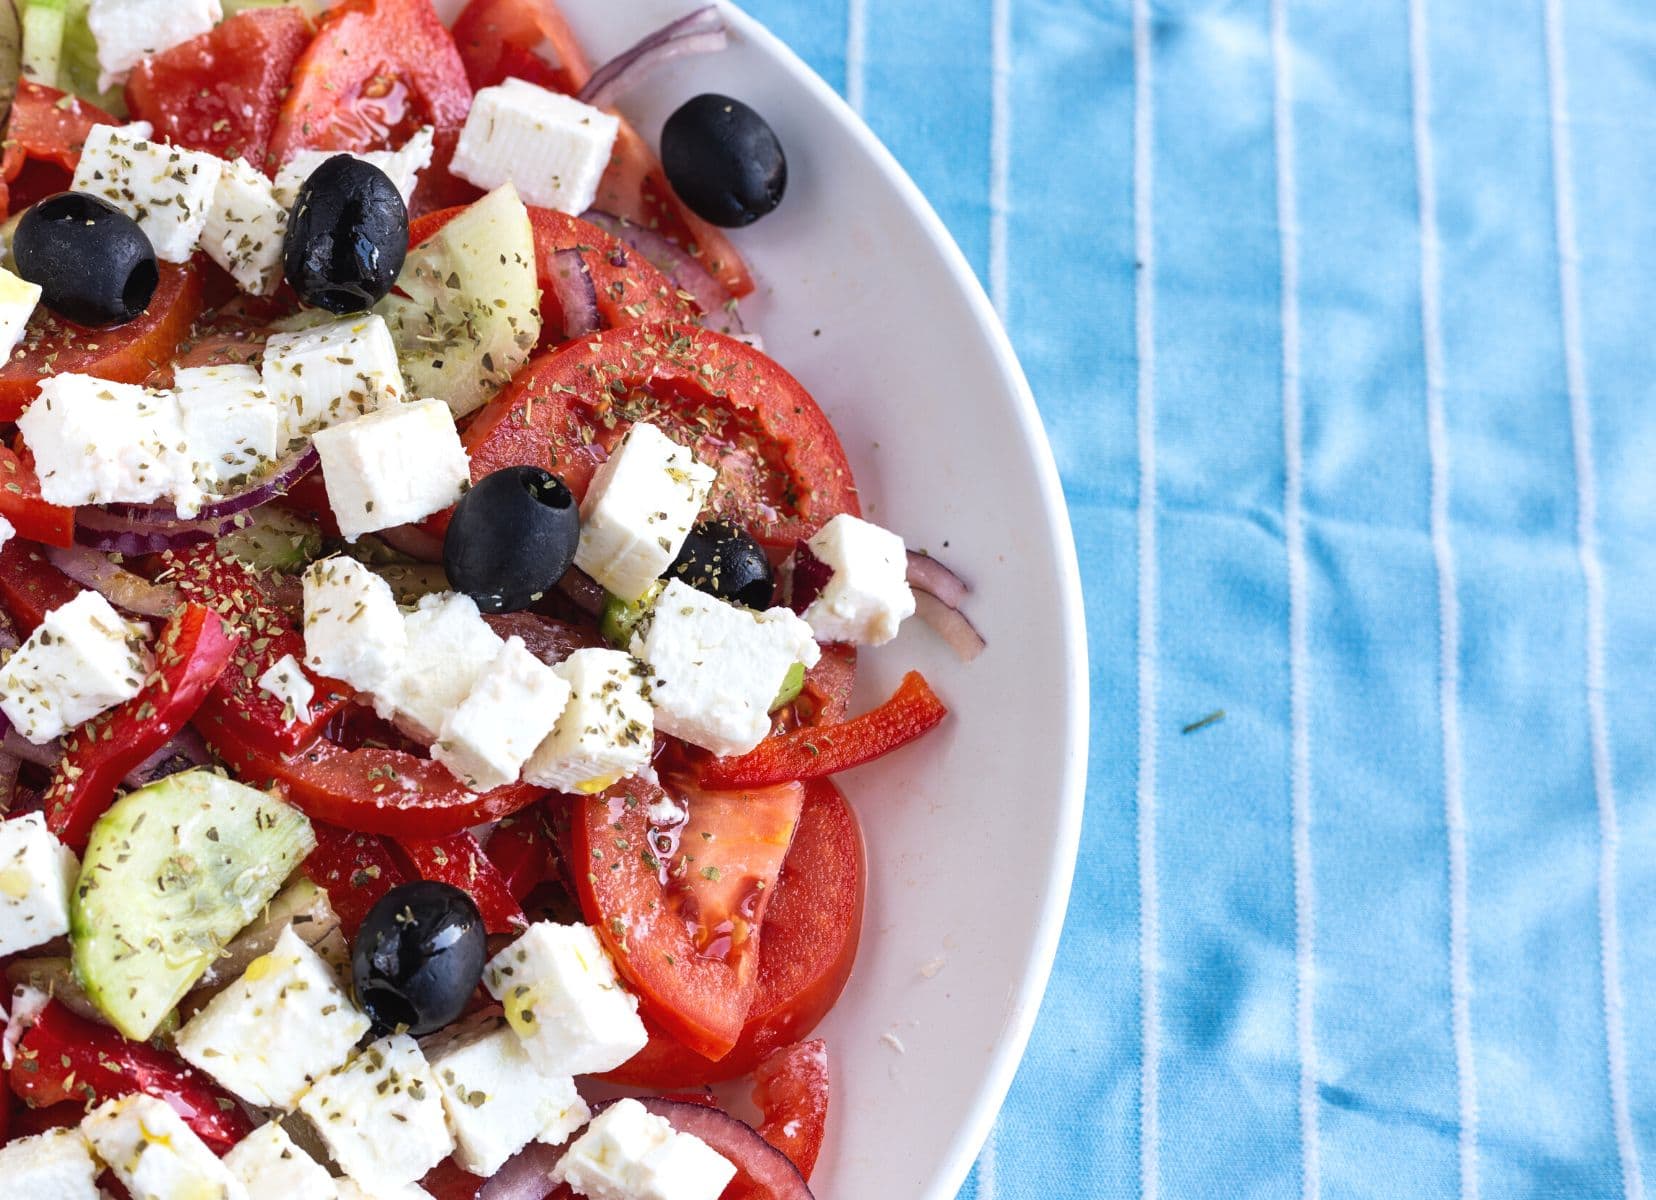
[753,1040,831,1179]
[0,82,116,215]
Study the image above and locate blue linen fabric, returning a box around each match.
[740,0,1656,1196]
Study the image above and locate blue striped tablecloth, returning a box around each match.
[740,0,1656,1196]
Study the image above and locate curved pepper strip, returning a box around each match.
[304,822,411,936]
[45,602,239,850]
[479,807,556,903]
[8,1001,253,1153]
[697,671,949,790]
[400,831,526,935]
[0,447,73,548]
[0,540,85,634]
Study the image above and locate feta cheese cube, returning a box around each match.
[574,423,716,602]
[0,590,152,744]
[296,1034,455,1193]
[632,579,821,757]
[0,1127,102,1198]
[451,80,619,214]
[483,922,648,1076]
[0,265,41,361]
[335,1182,436,1200]
[0,516,14,552]
[19,374,197,510]
[88,0,222,86]
[798,514,916,645]
[173,364,282,493]
[203,158,290,297]
[274,128,437,211]
[83,1093,249,1200]
[262,315,406,448]
[0,813,78,957]
[258,653,316,725]
[312,398,471,541]
[521,648,653,794]
[70,121,224,263]
[426,1012,590,1175]
[301,556,409,693]
[376,592,502,740]
[551,1098,736,1200]
[434,636,571,792]
[224,1122,338,1200]
[176,925,371,1110]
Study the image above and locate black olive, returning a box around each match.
[665,520,774,609]
[351,881,486,1036]
[12,192,159,327]
[660,94,787,228]
[444,466,581,613]
[283,155,408,313]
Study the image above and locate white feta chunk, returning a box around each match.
[0,590,152,744]
[262,314,406,448]
[451,80,619,214]
[301,556,409,693]
[203,158,290,297]
[88,0,222,87]
[798,514,916,646]
[176,925,371,1110]
[70,121,224,263]
[173,363,282,493]
[574,423,716,603]
[0,1127,101,1198]
[0,266,41,362]
[335,1182,436,1200]
[274,127,436,211]
[312,398,470,541]
[632,579,821,757]
[521,647,653,794]
[0,516,14,553]
[296,1034,455,1193]
[483,922,648,1076]
[19,374,197,511]
[83,1093,248,1200]
[376,592,502,740]
[434,635,571,792]
[257,653,316,726]
[0,813,78,957]
[426,1012,590,1176]
[551,1097,736,1200]
[224,1122,339,1200]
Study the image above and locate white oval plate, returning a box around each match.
[553,3,1089,1195]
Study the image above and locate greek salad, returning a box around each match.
[0,1,986,1198]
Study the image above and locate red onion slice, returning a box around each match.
[576,6,729,111]
[913,588,986,663]
[121,727,211,790]
[375,522,447,564]
[0,747,20,814]
[74,507,233,555]
[554,566,606,619]
[547,247,601,339]
[2,726,61,769]
[906,549,970,608]
[787,541,832,614]
[477,1142,562,1200]
[580,210,747,336]
[103,446,320,525]
[631,1098,813,1200]
[45,545,180,617]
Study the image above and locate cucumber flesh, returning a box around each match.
[217,507,324,574]
[20,0,65,88]
[71,769,316,1040]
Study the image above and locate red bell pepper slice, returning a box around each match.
[0,540,84,634]
[0,447,73,548]
[43,603,238,850]
[697,671,948,789]
[480,807,555,903]
[0,82,117,215]
[160,547,346,752]
[8,1001,252,1153]
[400,831,525,934]
[304,821,411,935]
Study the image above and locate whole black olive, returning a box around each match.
[283,155,408,313]
[444,466,581,613]
[351,881,486,1036]
[665,520,774,609]
[660,94,787,228]
[12,192,159,326]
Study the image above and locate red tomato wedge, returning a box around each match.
[0,82,116,215]
[400,830,526,934]
[125,8,314,170]
[0,541,84,633]
[458,323,858,549]
[753,1040,831,1179]
[481,807,556,902]
[305,822,412,935]
[604,778,864,1085]
[0,446,74,547]
[0,261,205,420]
[570,773,804,1061]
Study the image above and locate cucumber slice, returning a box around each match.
[57,0,124,116]
[0,1,20,125]
[71,769,316,1040]
[377,183,541,419]
[20,0,66,88]
[217,508,324,574]
[601,580,665,649]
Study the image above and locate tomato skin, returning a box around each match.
[459,323,858,549]
[125,8,314,170]
[450,0,590,98]
[753,1040,830,1179]
[0,540,84,633]
[400,831,526,934]
[481,807,555,902]
[305,822,411,935]
[0,447,73,547]
[0,82,116,214]
[0,262,205,421]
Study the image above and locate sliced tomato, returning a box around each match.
[481,808,555,902]
[450,0,590,97]
[753,1040,830,1179]
[604,779,864,1085]
[400,830,526,934]
[305,822,411,935]
[0,82,117,215]
[0,446,73,547]
[458,323,857,549]
[786,642,857,731]
[0,540,83,633]
[570,770,804,1061]
[125,8,314,170]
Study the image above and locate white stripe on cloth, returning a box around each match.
[1132,0,1161,1197]
[1542,4,1644,1198]
[845,0,867,114]
[989,0,1012,318]
[1407,1,1481,1195]
[1268,3,1320,1197]
[978,1121,998,1199]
